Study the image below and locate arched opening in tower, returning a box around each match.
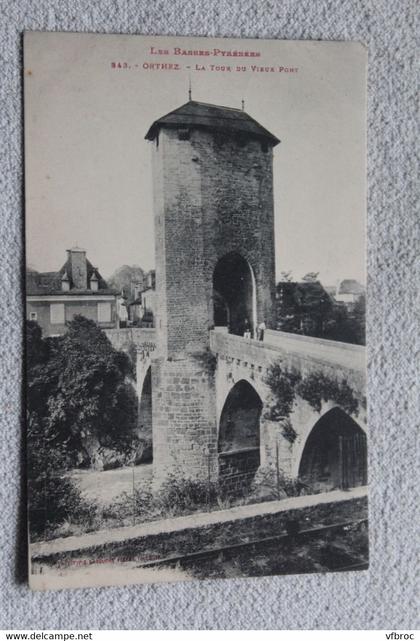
[218,380,262,491]
[137,367,153,463]
[213,252,256,337]
[298,407,367,491]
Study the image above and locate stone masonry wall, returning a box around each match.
[211,330,367,480]
[152,126,276,358]
[199,128,276,332]
[151,355,218,489]
[148,123,277,486]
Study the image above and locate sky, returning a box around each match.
[25,33,366,285]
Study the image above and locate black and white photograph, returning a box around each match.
[24,32,368,591]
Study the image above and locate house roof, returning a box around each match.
[324,285,336,296]
[145,100,280,146]
[337,279,365,295]
[26,259,117,296]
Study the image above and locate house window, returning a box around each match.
[97,302,111,323]
[29,311,37,321]
[50,303,65,324]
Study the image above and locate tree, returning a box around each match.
[26,316,139,538]
[276,280,334,337]
[26,316,138,468]
[298,281,333,336]
[302,272,319,283]
[351,293,366,345]
[279,271,293,282]
[108,264,145,300]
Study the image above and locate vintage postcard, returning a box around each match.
[24,32,367,590]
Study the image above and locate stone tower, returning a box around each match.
[145,100,279,488]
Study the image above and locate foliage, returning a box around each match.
[280,418,298,444]
[28,470,97,541]
[155,475,220,516]
[107,264,145,301]
[26,316,138,468]
[26,320,48,369]
[253,466,314,499]
[352,293,366,345]
[191,350,218,376]
[27,417,97,540]
[302,272,320,282]
[322,303,363,345]
[126,341,138,376]
[26,317,142,539]
[263,361,359,445]
[276,280,366,346]
[297,372,359,415]
[276,280,334,338]
[102,487,155,524]
[279,271,293,282]
[263,363,301,421]
[98,476,244,528]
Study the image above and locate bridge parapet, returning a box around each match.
[209,328,366,398]
[105,327,157,356]
[211,328,367,482]
[264,330,365,373]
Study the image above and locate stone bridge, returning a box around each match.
[210,328,366,487]
[106,326,366,492]
[105,328,157,448]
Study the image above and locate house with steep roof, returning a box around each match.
[26,247,118,336]
[334,279,366,309]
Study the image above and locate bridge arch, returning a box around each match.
[217,379,262,489]
[212,252,257,337]
[138,365,153,462]
[297,406,367,491]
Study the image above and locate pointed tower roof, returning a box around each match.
[145,100,280,146]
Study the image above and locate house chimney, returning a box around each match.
[67,247,87,289]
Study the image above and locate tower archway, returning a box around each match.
[218,380,262,490]
[213,252,257,337]
[298,407,367,491]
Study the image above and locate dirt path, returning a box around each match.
[71,463,153,506]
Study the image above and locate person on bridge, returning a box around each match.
[258,320,266,341]
[243,318,251,339]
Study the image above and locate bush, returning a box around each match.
[155,476,218,516]
[26,316,138,470]
[263,364,301,420]
[103,488,156,525]
[28,473,97,541]
[103,476,249,526]
[252,466,314,500]
[297,372,359,415]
